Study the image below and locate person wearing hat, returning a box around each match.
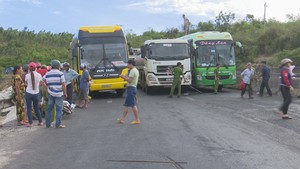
[241,62,254,99]
[214,63,220,94]
[43,59,67,128]
[259,61,272,97]
[275,58,294,119]
[25,62,44,127]
[62,62,78,104]
[117,59,140,125]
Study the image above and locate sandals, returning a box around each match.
[130,120,141,125]
[117,118,125,124]
[27,124,33,127]
[37,122,44,126]
[18,121,27,126]
[282,116,292,119]
[57,125,66,128]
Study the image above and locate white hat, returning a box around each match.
[280,58,293,66]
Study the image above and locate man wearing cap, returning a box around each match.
[275,58,294,119]
[62,62,78,104]
[241,62,254,99]
[43,59,67,128]
[117,60,140,125]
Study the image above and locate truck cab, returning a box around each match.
[138,39,192,94]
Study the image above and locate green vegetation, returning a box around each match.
[126,12,300,69]
[1,11,300,80]
[0,27,74,75]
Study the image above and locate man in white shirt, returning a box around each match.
[241,62,254,99]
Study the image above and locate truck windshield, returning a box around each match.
[148,43,189,60]
[195,40,235,67]
[80,43,128,69]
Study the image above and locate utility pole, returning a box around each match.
[264,2,267,30]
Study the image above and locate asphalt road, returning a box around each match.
[1,88,300,169]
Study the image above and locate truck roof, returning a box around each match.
[144,39,188,45]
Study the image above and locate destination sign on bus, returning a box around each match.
[198,41,228,46]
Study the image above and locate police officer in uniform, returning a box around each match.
[169,62,184,98]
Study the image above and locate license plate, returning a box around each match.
[102,84,112,88]
[166,78,173,81]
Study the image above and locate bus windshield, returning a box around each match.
[148,43,189,60]
[80,43,128,69]
[195,40,235,67]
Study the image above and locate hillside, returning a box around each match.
[0,27,74,79]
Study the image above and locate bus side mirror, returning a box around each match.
[235,41,244,56]
[240,47,244,56]
[80,47,84,59]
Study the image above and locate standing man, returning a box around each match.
[169,62,184,98]
[275,58,294,119]
[182,14,190,35]
[62,62,79,104]
[117,60,140,125]
[259,61,272,96]
[214,63,220,94]
[241,62,254,99]
[76,64,90,109]
[44,60,67,128]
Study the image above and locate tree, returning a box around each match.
[215,11,235,31]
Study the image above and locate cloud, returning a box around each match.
[125,0,299,22]
[21,0,41,5]
[125,0,232,20]
[50,11,61,15]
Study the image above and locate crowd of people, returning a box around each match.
[10,57,299,128]
[239,58,299,119]
[11,59,90,128]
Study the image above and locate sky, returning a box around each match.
[0,0,299,35]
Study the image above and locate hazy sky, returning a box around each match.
[0,0,298,35]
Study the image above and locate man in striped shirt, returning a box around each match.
[43,60,67,128]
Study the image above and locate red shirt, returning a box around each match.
[37,68,48,77]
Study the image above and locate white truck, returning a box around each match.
[138,39,192,94]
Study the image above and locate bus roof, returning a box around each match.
[79,25,122,33]
[179,31,233,42]
[144,39,188,45]
[78,25,125,39]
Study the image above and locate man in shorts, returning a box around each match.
[76,64,90,108]
[117,60,140,124]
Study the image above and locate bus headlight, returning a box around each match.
[232,71,236,79]
[147,75,156,82]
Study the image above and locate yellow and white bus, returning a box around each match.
[70,25,129,96]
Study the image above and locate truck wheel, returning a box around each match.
[116,89,124,97]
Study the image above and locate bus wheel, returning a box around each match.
[218,85,223,92]
[116,89,124,97]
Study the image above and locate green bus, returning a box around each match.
[179,31,243,91]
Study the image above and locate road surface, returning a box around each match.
[1,88,300,169]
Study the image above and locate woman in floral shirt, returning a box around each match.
[12,65,26,126]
